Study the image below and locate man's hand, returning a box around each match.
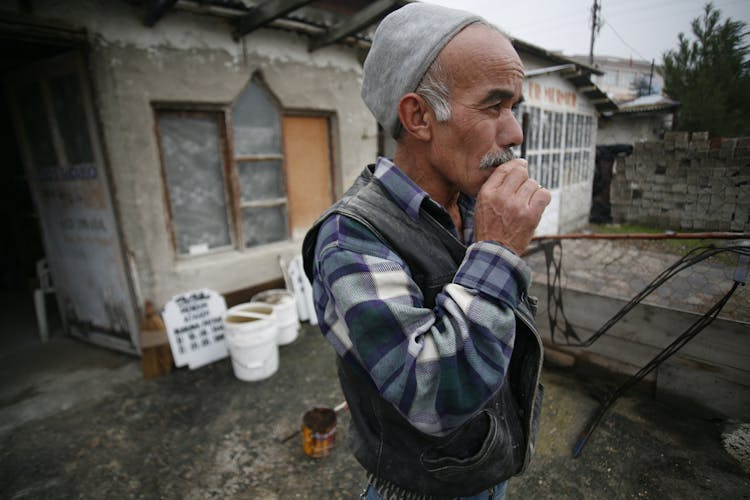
[474,158,551,255]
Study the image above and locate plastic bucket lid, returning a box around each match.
[252,289,295,306]
[224,303,277,347]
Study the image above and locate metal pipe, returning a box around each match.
[533,232,749,241]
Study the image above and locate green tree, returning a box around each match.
[660,3,750,136]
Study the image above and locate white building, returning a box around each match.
[571,55,664,102]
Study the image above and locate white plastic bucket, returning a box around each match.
[223,303,279,381]
[251,289,300,345]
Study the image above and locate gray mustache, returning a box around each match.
[479,149,517,170]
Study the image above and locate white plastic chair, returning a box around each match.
[287,255,318,325]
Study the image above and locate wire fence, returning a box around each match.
[524,232,749,457]
[525,233,750,325]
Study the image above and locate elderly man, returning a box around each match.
[302,3,550,499]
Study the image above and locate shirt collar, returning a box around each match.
[373,157,476,243]
[373,157,427,220]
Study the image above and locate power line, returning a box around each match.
[507,6,590,32]
[601,17,648,61]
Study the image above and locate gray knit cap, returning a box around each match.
[362,3,483,138]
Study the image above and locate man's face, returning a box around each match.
[428,25,525,198]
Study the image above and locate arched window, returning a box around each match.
[231,77,288,248]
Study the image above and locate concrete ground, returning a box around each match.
[1,320,749,499]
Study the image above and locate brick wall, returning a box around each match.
[611,131,750,231]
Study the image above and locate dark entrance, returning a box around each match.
[0,36,71,352]
[590,144,633,224]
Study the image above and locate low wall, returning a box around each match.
[531,283,750,419]
[610,131,750,231]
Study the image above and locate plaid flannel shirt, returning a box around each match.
[311,157,531,436]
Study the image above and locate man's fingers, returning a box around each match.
[516,178,541,200]
[530,186,552,212]
[482,158,528,191]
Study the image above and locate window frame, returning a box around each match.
[153,105,237,258]
[520,103,596,189]
[227,75,292,250]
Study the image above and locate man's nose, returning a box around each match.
[499,109,524,148]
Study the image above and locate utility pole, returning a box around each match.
[589,0,602,66]
[648,59,655,94]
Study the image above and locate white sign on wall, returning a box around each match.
[162,288,228,369]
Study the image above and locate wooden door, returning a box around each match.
[282,115,333,240]
[5,52,139,353]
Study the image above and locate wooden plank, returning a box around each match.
[308,0,399,51]
[530,284,750,372]
[143,0,178,27]
[233,0,315,39]
[282,115,333,240]
[539,323,663,377]
[530,283,750,418]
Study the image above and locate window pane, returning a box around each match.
[243,205,288,248]
[157,113,231,255]
[542,111,551,149]
[527,154,538,181]
[232,80,281,156]
[553,112,563,148]
[551,153,560,189]
[584,116,593,146]
[237,160,284,202]
[529,107,540,151]
[583,150,591,181]
[18,82,58,168]
[541,154,550,187]
[49,73,93,165]
[574,152,582,182]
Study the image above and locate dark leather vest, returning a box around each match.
[303,165,543,498]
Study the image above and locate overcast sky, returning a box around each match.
[422,0,750,63]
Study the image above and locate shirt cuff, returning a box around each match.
[453,241,532,308]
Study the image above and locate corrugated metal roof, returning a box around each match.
[616,94,679,114]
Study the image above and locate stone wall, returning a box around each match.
[611,131,750,231]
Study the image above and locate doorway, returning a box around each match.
[0,39,69,353]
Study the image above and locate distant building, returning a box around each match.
[571,55,663,102]
[597,94,679,144]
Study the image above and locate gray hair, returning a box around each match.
[417,58,453,123]
[392,57,453,140]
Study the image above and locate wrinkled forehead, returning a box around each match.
[437,24,525,89]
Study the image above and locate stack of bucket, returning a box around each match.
[252,289,300,345]
[223,289,300,382]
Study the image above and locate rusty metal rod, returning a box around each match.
[533,232,749,240]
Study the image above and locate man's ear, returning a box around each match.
[397,93,433,142]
